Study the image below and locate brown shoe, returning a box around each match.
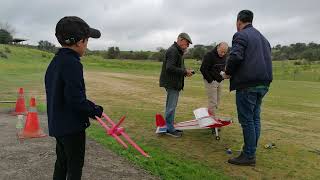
[228,152,256,166]
[166,130,182,138]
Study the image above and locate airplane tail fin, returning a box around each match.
[155,113,166,127]
[155,113,167,134]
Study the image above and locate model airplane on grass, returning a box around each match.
[155,108,232,140]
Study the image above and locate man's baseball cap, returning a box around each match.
[178,32,192,44]
[55,16,101,45]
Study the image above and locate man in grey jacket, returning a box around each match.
[159,33,194,137]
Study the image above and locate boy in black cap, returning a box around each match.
[45,16,103,179]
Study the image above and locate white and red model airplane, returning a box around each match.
[155,108,232,140]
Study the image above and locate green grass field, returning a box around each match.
[1,44,320,179]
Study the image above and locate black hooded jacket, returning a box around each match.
[200,47,226,83]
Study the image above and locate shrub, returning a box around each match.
[0,51,8,59]
[293,61,302,65]
[4,47,11,53]
[0,29,13,44]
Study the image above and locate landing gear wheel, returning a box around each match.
[211,129,216,135]
[215,136,220,141]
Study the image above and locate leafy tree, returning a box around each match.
[0,22,16,44]
[132,51,149,60]
[0,29,13,44]
[106,46,120,59]
[150,47,166,61]
[38,40,56,52]
[274,44,282,50]
[272,42,320,61]
[185,43,216,60]
[308,42,319,49]
[301,49,320,61]
[192,44,207,60]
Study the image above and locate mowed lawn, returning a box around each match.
[1,45,320,179]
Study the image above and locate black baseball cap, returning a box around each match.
[55,16,101,45]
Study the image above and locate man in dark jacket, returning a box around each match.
[200,42,228,115]
[224,10,273,166]
[159,32,194,137]
[45,16,104,179]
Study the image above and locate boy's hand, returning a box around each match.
[94,105,103,118]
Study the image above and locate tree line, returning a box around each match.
[25,41,320,62]
[1,28,319,61]
[88,42,320,62]
[272,43,320,61]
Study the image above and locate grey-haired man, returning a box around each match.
[200,42,229,115]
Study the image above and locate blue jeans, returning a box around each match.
[165,88,180,132]
[236,86,268,158]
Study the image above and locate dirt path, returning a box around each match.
[0,109,158,180]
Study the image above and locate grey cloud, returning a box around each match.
[0,0,319,51]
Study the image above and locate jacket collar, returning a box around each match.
[57,48,80,60]
[213,46,218,54]
[173,42,184,55]
[211,46,219,57]
[243,23,253,30]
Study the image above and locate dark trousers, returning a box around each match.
[53,131,86,180]
[236,87,268,158]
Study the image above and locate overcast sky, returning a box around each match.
[0,0,319,51]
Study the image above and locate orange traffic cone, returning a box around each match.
[18,97,46,139]
[13,88,27,115]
